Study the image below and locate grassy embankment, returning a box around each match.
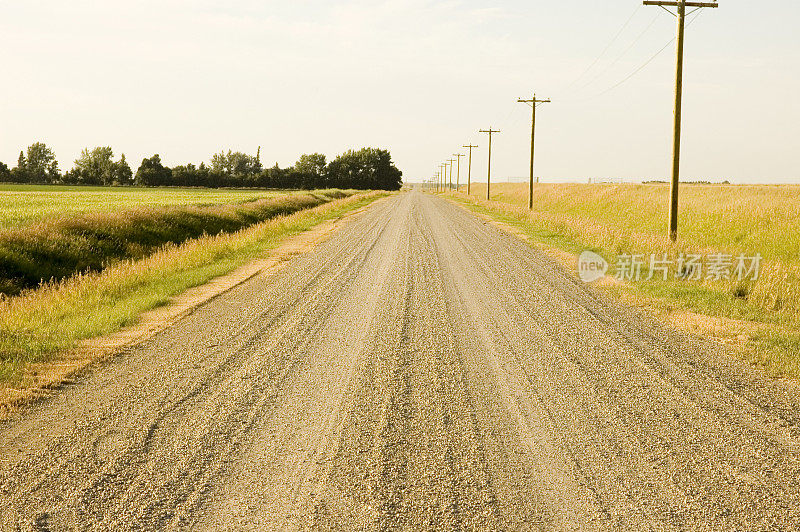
[451,183,800,378]
[0,190,388,382]
[0,189,349,296]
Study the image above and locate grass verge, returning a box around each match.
[0,190,351,296]
[0,191,389,383]
[447,191,800,381]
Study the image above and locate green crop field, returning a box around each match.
[0,184,286,230]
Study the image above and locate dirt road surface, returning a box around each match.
[1,190,799,530]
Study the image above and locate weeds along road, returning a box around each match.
[1,189,800,530]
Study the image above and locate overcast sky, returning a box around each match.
[1,0,798,183]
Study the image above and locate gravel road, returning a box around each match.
[1,190,799,530]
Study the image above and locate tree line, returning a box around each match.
[0,143,403,190]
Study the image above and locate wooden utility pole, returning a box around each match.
[441,163,447,193]
[644,0,718,241]
[452,153,464,191]
[463,144,478,196]
[517,94,550,210]
[478,128,500,200]
[445,159,454,191]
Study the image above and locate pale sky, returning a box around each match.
[1,1,798,184]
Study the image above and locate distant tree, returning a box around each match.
[372,148,403,190]
[327,148,402,190]
[69,146,116,185]
[29,142,60,183]
[210,150,262,178]
[172,163,210,187]
[294,153,327,181]
[210,151,231,175]
[134,154,172,187]
[115,154,133,186]
[13,143,60,183]
[0,161,10,182]
[11,152,27,183]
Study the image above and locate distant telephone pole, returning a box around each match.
[644,0,718,241]
[517,94,550,210]
[446,159,455,191]
[463,144,478,196]
[452,153,464,191]
[478,128,500,200]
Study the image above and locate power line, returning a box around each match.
[564,5,643,91]
[577,13,661,92]
[570,8,705,101]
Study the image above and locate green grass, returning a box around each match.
[0,191,389,382]
[450,185,800,379]
[0,184,287,230]
[0,190,353,296]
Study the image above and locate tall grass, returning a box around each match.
[0,190,351,296]
[0,191,387,382]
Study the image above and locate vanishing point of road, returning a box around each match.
[1,190,799,530]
